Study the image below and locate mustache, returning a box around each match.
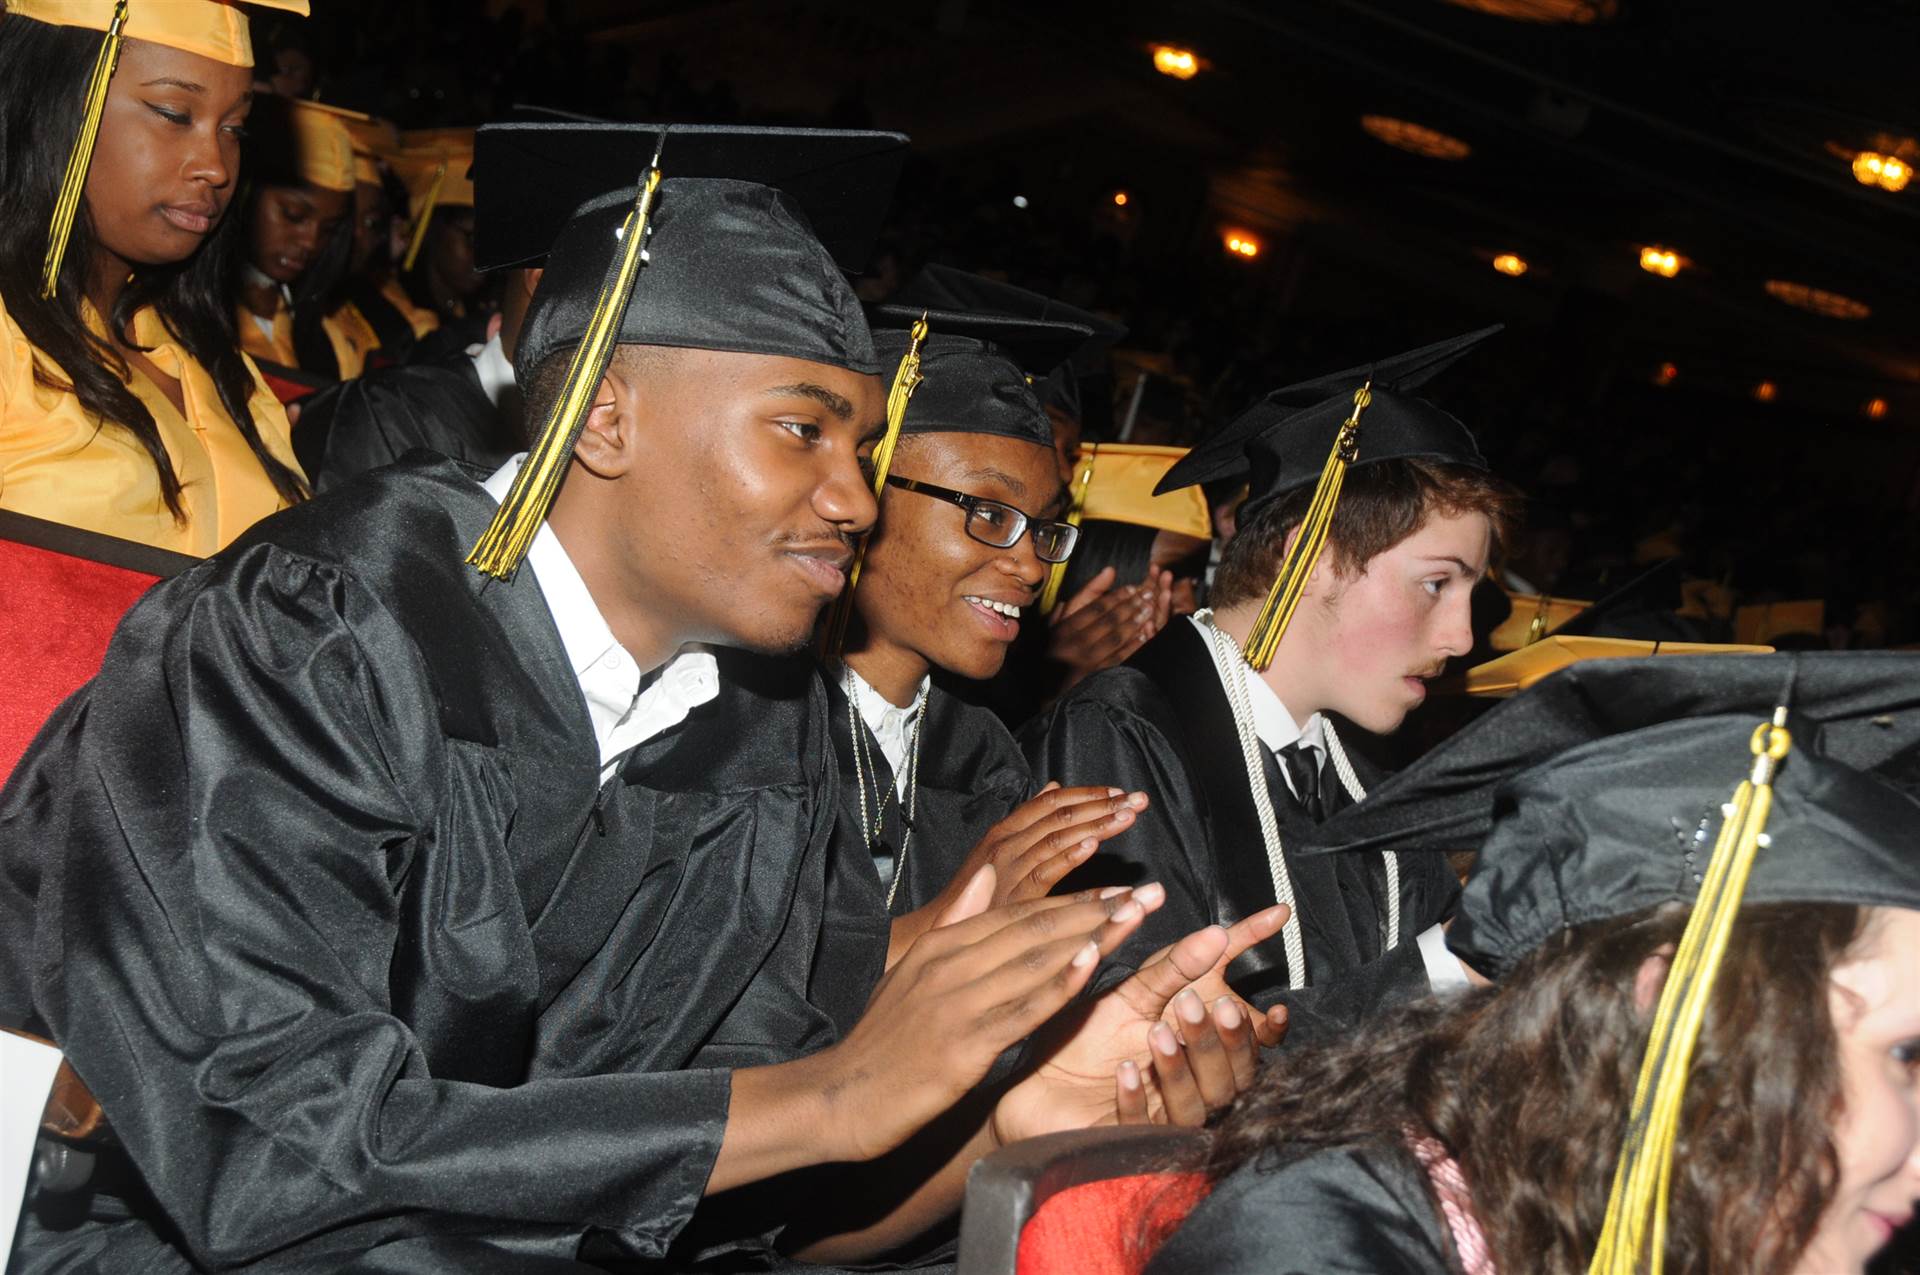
[775,529,856,564]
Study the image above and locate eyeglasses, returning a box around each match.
[884,475,1080,564]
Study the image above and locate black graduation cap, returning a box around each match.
[1308,651,1920,977]
[1155,324,1500,523]
[889,265,1127,421]
[865,305,1096,448]
[465,123,909,580]
[471,122,909,272]
[1158,325,1501,670]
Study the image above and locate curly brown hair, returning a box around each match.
[1209,458,1521,610]
[1188,902,1864,1275]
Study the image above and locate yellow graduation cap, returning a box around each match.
[1487,588,1591,652]
[389,128,476,272]
[280,99,358,194]
[1458,636,1775,698]
[1037,443,1213,614]
[13,0,311,298]
[294,101,395,187]
[1733,599,1825,645]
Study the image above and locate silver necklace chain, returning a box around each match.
[845,665,925,911]
[1194,611,1400,990]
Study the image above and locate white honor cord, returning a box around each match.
[1196,611,1398,990]
[1196,610,1309,989]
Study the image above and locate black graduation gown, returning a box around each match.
[1144,1141,1455,1274]
[1023,621,1458,1045]
[0,456,840,1272]
[810,674,1033,1037]
[292,350,519,493]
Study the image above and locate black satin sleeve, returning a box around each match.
[1145,1142,1455,1274]
[6,548,726,1266]
[297,360,514,493]
[1024,682,1220,990]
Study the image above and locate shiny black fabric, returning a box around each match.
[1309,652,1920,979]
[0,456,843,1271]
[1144,1140,1453,1274]
[888,266,1125,423]
[811,674,1034,1036]
[1023,622,1457,1044]
[868,307,1096,447]
[293,352,519,492]
[1155,325,1500,525]
[516,179,882,383]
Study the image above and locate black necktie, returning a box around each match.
[1277,740,1327,823]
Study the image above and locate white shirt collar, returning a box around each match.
[1187,613,1325,755]
[482,455,719,780]
[844,665,929,799]
[465,331,517,409]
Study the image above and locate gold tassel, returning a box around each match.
[1241,382,1371,670]
[466,164,664,579]
[821,314,931,658]
[1588,709,1793,1275]
[400,158,446,273]
[41,0,129,300]
[1037,443,1099,615]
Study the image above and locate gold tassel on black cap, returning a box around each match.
[1242,381,1371,670]
[1038,442,1098,615]
[400,157,446,273]
[1588,707,1791,1275]
[41,0,128,300]
[467,141,666,580]
[821,313,930,657]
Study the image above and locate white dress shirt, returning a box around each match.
[845,665,930,800]
[465,331,517,409]
[1188,614,1465,991]
[482,456,719,783]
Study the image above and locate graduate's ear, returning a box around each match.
[570,362,644,479]
[1633,942,1676,1013]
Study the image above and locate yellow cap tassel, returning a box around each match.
[1038,443,1099,615]
[1241,382,1371,670]
[1588,709,1793,1275]
[821,314,931,658]
[41,0,129,301]
[466,163,664,580]
[400,158,447,273]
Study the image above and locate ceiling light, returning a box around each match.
[1359,115,1471,160]
[1851,151,1912,192]
[1764,279,1870,320]
[1491,253,1528,276]
[1224,230,1262,259]
[1112,190,1130,207]
[1151,45,1202,80]
[1653,362,1678,387]
[1011,194,1029,209]
[1752,380,1777,402]
[1865,397,1890,420]
[1639,246,1682,278]
[1442,0,1618,21]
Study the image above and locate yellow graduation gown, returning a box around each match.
[237,294,380,381]
[0,297,302,555]
[378,275,441,340]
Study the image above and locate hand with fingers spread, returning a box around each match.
[1046,566,1161,692]
[1143,903,1293,1050]
[888,783,1151,963]
[791,869,1168,1166]
[989,921,1266,1145]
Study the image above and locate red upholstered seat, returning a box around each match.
[1014,1171,1210,1275]
[0,512,195,783]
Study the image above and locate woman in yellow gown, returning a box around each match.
[0,0,309,556]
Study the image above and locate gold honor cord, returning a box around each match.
[821,314,930,659]
[400,159,447,272]
[1588,710,1792,1275]
[466,164,664,579]
[1241,383,1372,670]
[1037,443,1098,615]
[41,0,129,300]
